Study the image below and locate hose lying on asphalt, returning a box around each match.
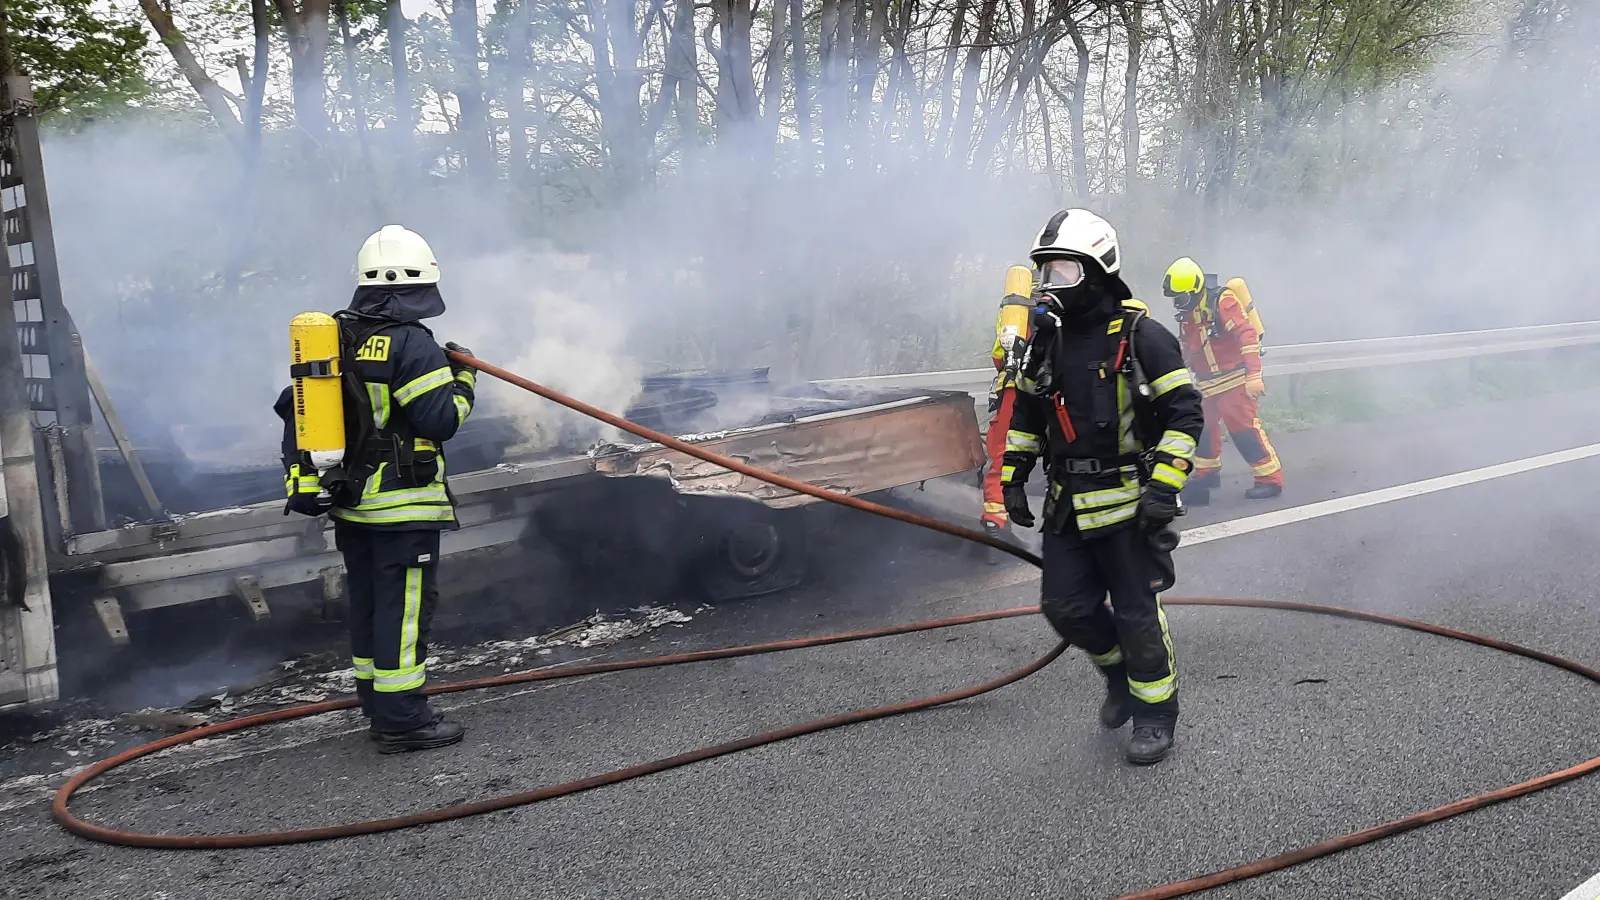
[53,352,1600,900]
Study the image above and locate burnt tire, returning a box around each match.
[693,499,808,603]
[529,481,809,603]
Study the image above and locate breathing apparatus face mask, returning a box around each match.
[1036,256,1109,320]
[1166,287,1203,315]
[1039,257,1086,293]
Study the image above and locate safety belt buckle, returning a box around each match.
[1063,458,1102,475]
[289,357,339,379]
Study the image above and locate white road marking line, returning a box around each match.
[954,442,1600,594]
[1560,872,1600,900]
[1179,443,1600,547]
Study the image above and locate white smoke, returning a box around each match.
[438,249,644,453]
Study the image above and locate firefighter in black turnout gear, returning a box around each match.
[1001,209,1205,765]
[275,225,478,753]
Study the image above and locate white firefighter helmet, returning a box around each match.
[1029,209,1121,275]
[356,225,440,286]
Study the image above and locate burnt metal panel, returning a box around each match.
[591,392,986,508]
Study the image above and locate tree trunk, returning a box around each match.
[712,0,759,130]
[847,0,871,118]
[450,0,494,180]
[1065,16,1091,199]
[876,0,915,150]
[789,0,812,165]
[819,0,844,169]
[970,0,1039,165]
[272,0,333,150]
[1187,0,1240,203]
[836,0,857,119]
[1037,77,1056,177]
[973,2,1055,170]
[762,0,788,148]
[934,0,968,153]
[852,0,887,159]
[666,0,699,154]
[585,0,649,193]
[0,0,12,77]
[138,0,244,144]
[338,3,373,168]
[247,0,269,148]
[952,0,999,161]
[502,0,533,178]
[1119,3,1142,187]
[387,0,413,140]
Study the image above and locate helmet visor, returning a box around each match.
[1163,279,1202,302]
[1040,258,1086,291]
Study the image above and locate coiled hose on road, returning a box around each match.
[53,352,1600,900]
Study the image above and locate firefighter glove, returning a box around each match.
[1245,375,1266,399]
[1138,484,1180,529]
[444,341,474,373]
[1002,482,1035,529]
[287,493,334,517]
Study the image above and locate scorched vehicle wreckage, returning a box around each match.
[0,82,986,710]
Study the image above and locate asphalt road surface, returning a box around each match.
[2,388,1599,900]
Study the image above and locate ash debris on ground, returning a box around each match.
[1,605,705,768]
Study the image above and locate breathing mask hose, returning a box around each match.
[50,352,1600,900]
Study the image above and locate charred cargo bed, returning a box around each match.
[55,370,984,635]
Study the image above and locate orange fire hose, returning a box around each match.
[51,352,1600,900]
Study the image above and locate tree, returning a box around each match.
[7,0,153,122]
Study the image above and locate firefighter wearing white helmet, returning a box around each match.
[273,224,476,754]
[357,224,441,286]
[1001,209,1204,765]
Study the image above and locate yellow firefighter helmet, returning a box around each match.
[1163,257,1205,296]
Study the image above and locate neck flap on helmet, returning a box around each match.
[347,283,447,323]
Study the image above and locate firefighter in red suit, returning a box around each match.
[980,266,1037,533]
[1162,257,1283,504]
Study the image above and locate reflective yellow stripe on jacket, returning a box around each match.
[1196,368,1248,397]
[330,445,456,527]
[395,366,455,406]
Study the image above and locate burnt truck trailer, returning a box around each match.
[2,356,985,710]
[0,81,985,710]
[0,361,979,707]
[65,371,983,624]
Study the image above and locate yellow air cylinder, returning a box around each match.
[1225,277,1267,344]
[289,312,345,473]
[1003,264,1034,302]
[992,265,1035,368]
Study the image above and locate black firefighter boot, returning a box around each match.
[1098,663,1133,729]
[1126,710,1177,766]
[374,714,466,754]
[1182,471,1219,508]
[1244,482,1283,500]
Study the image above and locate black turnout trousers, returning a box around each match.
[334,522,442,733]
[1039,523,1179,723]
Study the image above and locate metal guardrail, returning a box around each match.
[813,320,1600,393]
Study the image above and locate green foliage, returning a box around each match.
[7,0,155,122]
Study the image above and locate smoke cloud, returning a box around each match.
[30,3,1600,487]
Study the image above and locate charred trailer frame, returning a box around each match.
[0,79,990,711]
